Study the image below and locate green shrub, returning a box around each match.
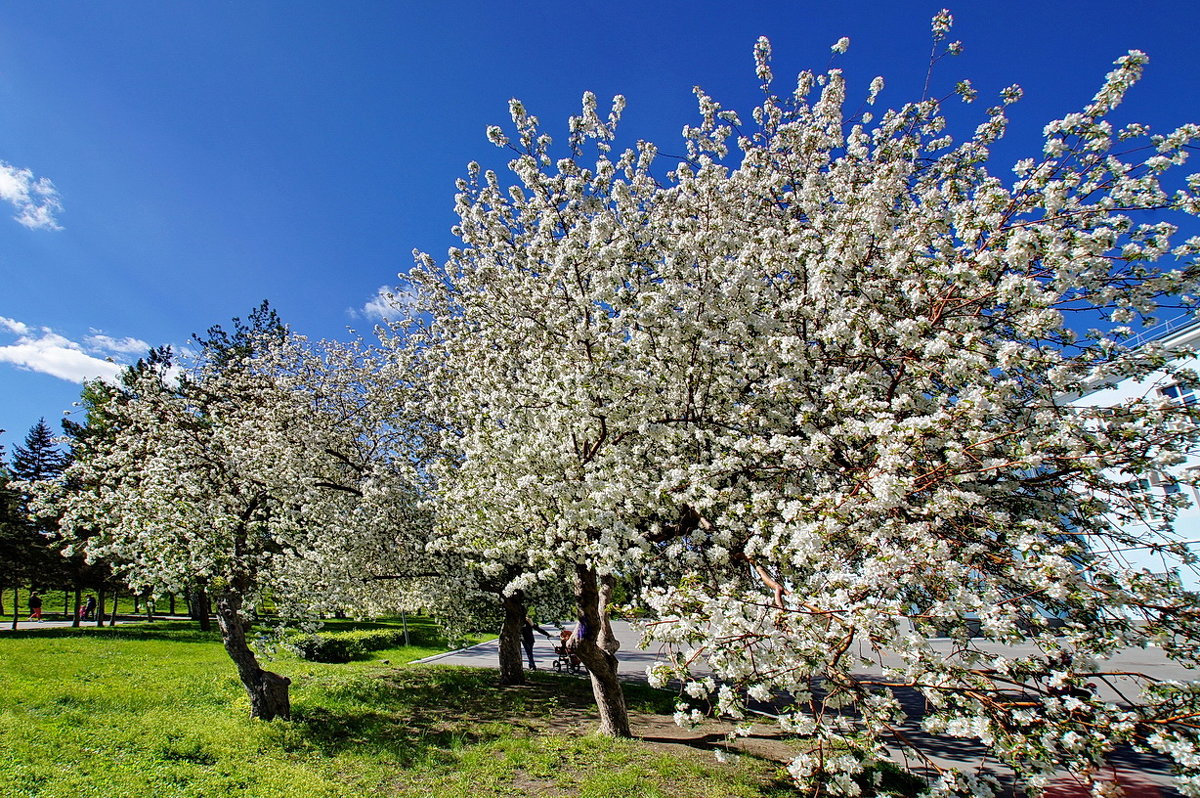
[291,629,409,662]
[291,634,366,663]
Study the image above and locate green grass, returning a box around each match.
[0,620,801,797]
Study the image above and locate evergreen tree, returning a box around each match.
[193,299,285,371]
[11,418,70,484]
[0,436,17,613]
[63,347,175,447]
[4,420,71,608]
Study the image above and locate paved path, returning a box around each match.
[414,619,662,678]
[0,614,191,631]
[415,619,1200,685]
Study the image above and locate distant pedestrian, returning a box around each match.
[81,595,96,620]
[521,616,551,670]
[27,592,42,622]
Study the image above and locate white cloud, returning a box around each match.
[85,332,151,355]
[0,320,136,384]
[359,284,417,322]
[0,161,62,230]
[0,316,30,335]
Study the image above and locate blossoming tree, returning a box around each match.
[32,327,434,720]
[411,11,1200,794]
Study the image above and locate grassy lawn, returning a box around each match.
[0,620,802,797]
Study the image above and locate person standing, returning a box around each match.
[27,591,42,622]
[81,595,96,620]
[521,616,551,670]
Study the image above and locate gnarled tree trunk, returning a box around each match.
[597,574,621,656]
[573,566,630,737]
[498,589,527,685]
[213,593,291,720]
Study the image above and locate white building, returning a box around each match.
[1072,315,1200,589]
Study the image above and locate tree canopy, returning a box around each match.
[407,14,1200,795]
[29,314,436,718]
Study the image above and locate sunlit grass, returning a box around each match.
[0,620,801,797]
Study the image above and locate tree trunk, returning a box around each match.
[191,587,212,631]
[597,575,622,656]
[96,588,106,627]
[0,584,5,616]
[11,585,18,630]
[63,590,69,620]
[109,592,119,626]
[169,594,176,615]
[573,566,631,737]
[498,590,526,685]
[214,593,291,720]
[72,587,81,628]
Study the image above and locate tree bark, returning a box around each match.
[597,575,622,656]
[109,592,119,626]
[498,589,526,685]
[72,587,81,628]
[169,593,176,615]
[213,593,291,720]
[191,587,212,631]
[573,566,631,737]
[11,585,18,630]
[96,588,106,627]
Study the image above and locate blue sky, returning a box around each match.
[1,0,1197,450]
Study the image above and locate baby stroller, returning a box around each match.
[552,628,586,675]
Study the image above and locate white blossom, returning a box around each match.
[404,26,1200,797]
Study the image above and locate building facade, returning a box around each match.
[1072,317,1200,589]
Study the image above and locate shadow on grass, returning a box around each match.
[0,617,449,648]
[287,666,676,766]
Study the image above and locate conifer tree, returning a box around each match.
[0,436,16,614]
[11,418,69,485]
[5,420,70,595]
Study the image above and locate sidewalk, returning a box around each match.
[417,620,1199,687]
[412,619,666,680]
[0,614,192,631]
